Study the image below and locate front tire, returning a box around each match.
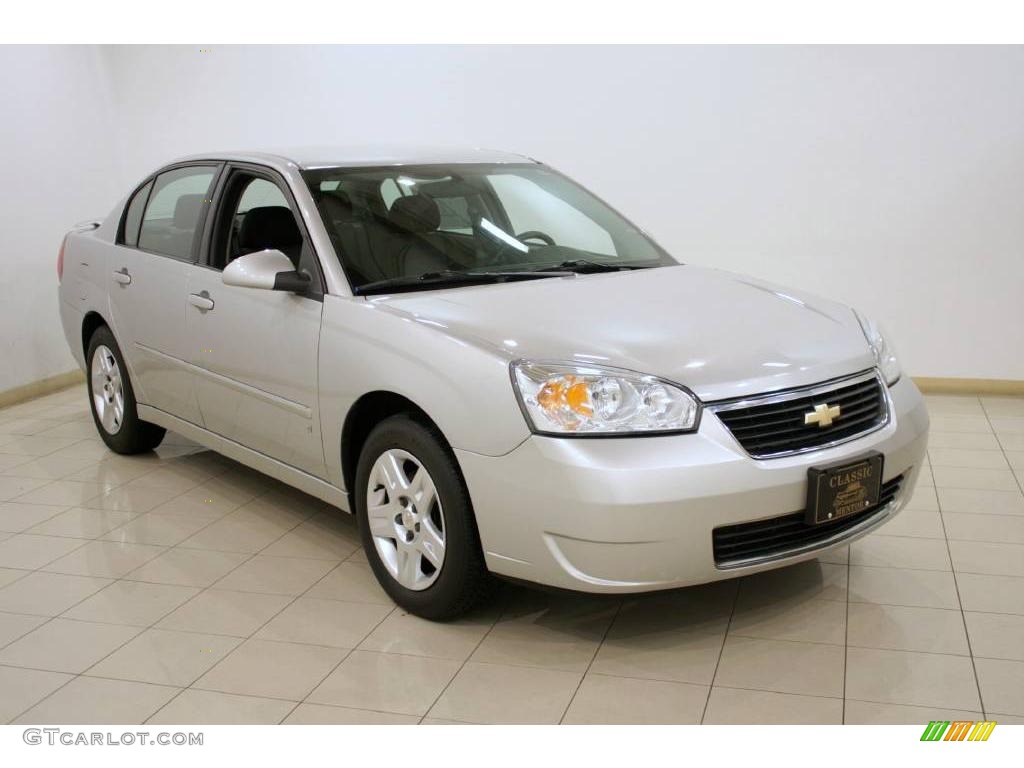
[86,325,165,454]
[355,414,490,620]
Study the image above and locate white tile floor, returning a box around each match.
[1,385,1023,724]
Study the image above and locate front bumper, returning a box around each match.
[456,374,929,593]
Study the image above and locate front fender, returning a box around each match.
[318,295,531,489]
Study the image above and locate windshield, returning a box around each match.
[302,163,678,293]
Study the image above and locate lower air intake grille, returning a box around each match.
[712,473,904,567]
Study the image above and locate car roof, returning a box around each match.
[172,145,537,171]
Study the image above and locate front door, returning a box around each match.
[107,164,220,425]
[186,167,326,477]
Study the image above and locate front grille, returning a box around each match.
[712,474,904,567]
[710,371,888,458]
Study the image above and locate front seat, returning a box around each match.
[384,194,448,277]
[317,190,380,284]
[236,206,303,267]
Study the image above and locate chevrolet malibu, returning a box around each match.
[57,147,930,619]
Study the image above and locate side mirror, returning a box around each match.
[222,250,311,293]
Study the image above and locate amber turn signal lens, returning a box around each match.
[536,376,594,419]
[565,381,593,415]
[512,361,699,435]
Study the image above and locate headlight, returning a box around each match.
[854,310,901,386]
[511,360,700,435]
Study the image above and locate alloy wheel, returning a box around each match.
[91,344,125,435]
[366,448,446,590]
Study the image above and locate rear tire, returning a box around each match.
[86,325,165,455]
[355,414,490,620]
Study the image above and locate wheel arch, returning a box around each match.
[340,390,451,501]
[81,310,109,356]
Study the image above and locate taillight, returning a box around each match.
[57,235,67,282]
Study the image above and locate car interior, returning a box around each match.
[315,184,457,285]
[231,206,303,266]
[213,175,306,272]
[138,192,209,260]
[309,169,668,289]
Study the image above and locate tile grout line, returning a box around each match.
[14,655,994,715]
[933,397,985,720]
[0,429,135,541]
[4,513,259,723]
[698,580,741,724]
[0,456,249,662]
[842,545,852,723]
[272,605,396,725]
[415,588,509,724]
[190,539,397,725]
[556,598,623,725]
[947,395,1024,719]
[987,403,1024,497]
[137,506,371,723]
[2,456,322,723]
[1,571,165,723]
[141,495,346,724]
[5,390,1023,724]
[2,443,162,505]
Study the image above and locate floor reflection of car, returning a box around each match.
[57,146,930,619]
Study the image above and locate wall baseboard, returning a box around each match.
[0,369,85,410]
[913,377,1024,397]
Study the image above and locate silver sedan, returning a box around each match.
[57,146,929,618]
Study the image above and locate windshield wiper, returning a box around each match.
[354,269,571,296]
[536,259,643,274]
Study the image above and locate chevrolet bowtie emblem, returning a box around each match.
[805,403,841,428]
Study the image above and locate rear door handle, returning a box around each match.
[113,268,132,285]
[188,291,215,311]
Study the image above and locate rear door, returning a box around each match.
[184,164,327,477]
[106,164,220,424]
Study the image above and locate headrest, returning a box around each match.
[238,206,302,251]
[318,190,357,225]
[173,194,204,228]
[389,194,440,233]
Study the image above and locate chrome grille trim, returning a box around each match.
[708,369,890,459]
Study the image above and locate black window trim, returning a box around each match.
[197,161,326,299]
[118,178,154,248]
[116,160,226,264]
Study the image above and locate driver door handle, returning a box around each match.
[188,291,215,311]
[113,268,132,285]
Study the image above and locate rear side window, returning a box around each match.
[121,180,152,246]
[138,166,217,260]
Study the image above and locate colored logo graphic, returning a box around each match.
[920,721,997,741]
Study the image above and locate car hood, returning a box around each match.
[372,265,876,401]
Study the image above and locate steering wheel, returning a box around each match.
[515,230,556,246]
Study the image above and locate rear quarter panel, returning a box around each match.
[59,209,121,367]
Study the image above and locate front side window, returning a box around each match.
[138,166,217,260]
[305,163,676,294]
[207,171,322,295]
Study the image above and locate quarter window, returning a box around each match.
[120,180,152,247]
[138,166,217,260]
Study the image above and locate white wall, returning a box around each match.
[3,46,1022,392]
[0,46,121,392]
